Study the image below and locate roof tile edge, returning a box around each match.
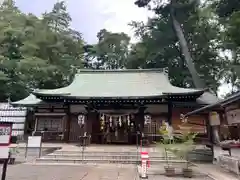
[77,68,165,73]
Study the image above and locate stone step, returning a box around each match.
[53,150,173,156]
[46,153,177,160]
[36,157,186,165]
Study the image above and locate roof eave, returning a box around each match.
[183,103,223,117]
[184,92,240,117]
[58,95,165,100]
[10,102,42,107]
[33,91,70,97]
[163,90,205,96]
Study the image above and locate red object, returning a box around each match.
[141,151,150,167]
[0,123,12,146]
[141,151,148,156]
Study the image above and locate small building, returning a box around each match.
[12,69,218,144]
[184,91,240,142]
[0,103,27,142]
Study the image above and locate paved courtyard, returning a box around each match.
[5,143,239,180]
[147,175,212,180]
[0,164,214,180]
[0,164,138,180]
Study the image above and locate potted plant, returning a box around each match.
[159,122,176,177]
[9,146,19,164]
[172,131,197,178]
[162,139,176,176]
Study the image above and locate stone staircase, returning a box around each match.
[35,148,184,165]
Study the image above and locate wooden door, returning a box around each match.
[69,115,83,142]
[90,113,101,143]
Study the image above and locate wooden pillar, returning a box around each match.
[137,106,145,132]
[205,113,214,161]
[64,104,71,143]
[85,108,91,135]
[167,101,172,125]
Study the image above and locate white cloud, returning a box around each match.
[96,0,153,42]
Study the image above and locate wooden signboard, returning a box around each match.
[209,112,220,126]
[226,109,240,125]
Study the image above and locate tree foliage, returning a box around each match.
[84,29,130,69]
[129,0,222,91]
[0,0,84,101]
[1,0,240,101]
[214,0,240,94]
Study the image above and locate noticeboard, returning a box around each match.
[0,124,12,145]
[226,109,240,125]
[27,136,42,148]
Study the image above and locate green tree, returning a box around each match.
[84,29,130,69]
[131,0,222,92]
[0,0,84,101]
[214,0,240,93]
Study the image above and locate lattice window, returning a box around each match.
[37,117,63,131]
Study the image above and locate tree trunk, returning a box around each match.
[170,1,205,89]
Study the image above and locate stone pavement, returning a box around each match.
[138,164,213,180]
[196,163,240,180]
[147,175,213,180]
[11,143,163,153]
[0,164,138,180]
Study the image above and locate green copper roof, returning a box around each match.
[11,94,43,106]
[196,92,219,105]
[33,69,205,99]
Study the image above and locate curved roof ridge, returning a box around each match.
[33,69,205,98]
[11,93,43,106]
[77,68,165,73]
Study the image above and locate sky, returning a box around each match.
[15,0,152,43]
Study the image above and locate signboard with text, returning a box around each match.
[27,136,42,148]
[0,124,12,145]
[226,109,240,125]
[0,123,12,159]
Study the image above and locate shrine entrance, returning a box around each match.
[91,112,141,145]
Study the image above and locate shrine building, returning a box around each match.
[12,69,218,144]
